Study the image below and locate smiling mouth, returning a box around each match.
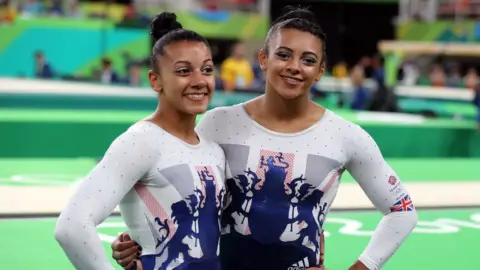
[280,75,304,83]
[183,93,208,101]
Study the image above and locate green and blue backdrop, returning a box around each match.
[0,5,268,78]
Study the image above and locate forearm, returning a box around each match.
[345,124,419,269]
[55,130,155,269]
[55,218,114,270]
[54,167,128,270]
[357,211,418,269]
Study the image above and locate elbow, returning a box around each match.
[54,212,95,246]
[54,217,70,245]
[54,214,82,246]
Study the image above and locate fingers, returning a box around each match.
[124,260,135,270]
[117,248,139,268]
[124,260,143,270]
[118,240,138,252]
[320,232,325,265]
[112,241,141,261]
[111,233,124,252]
[320,232,325,254]
[136,260,144,270]
[111,232,132,251]
[111,232,139,269]
[118,233,125,242]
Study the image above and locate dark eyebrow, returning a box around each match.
[303,51,318,59]
[276,46,293,53]
[174,60,191,66]
[276,46,318,59]
[174,59,213,65]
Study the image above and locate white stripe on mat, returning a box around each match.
[0,182,479,214]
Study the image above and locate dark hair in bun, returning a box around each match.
[271,6,318,26]
[150,12,209,72]
[265,6,326,63]
[150,12,183,43]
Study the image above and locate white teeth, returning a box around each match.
[284,77,301,83]
[185,94,205,100]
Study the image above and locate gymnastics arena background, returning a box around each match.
[1,0,479,269]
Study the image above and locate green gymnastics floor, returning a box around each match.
[0,158,479,269]
[2,209,478,270]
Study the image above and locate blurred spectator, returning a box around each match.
[358,56,373,78]
[233,0,256,12]
[446,63,462,88]
[251,50,264,90]
[203,0,221,10]
[429,64,446,87]
[100,58,120,84]
[125,62,142,87]
[66,0,82,18]
[0,0,17,23]
[21,0,44,17]
[34,51,54,79]
[220,41,253,92]
[202,0,257,11]
[124,3,137,20]
[464,67,479,90]
[119,3,150,27]
[91,68,102,82]
[369,74,399,113]
[474,84,480,130]
[49,0,64,16]
[137,0,202,12]
[371,54,385,83]
[332,61,348,79]
[349,65,370,110]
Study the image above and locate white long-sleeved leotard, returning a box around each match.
[54,121,226,270]
[195,104,418,270]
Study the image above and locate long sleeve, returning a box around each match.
[345,125,418,270]
[54,130,158,270]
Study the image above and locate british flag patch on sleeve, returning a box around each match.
[390,194,415,212]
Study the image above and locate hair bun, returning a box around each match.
[150,12,183,43]
[272,6,317,26]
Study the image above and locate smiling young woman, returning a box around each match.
[54,12,226,270]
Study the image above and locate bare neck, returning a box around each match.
[149,101,197,141]
[261,87,311,121]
